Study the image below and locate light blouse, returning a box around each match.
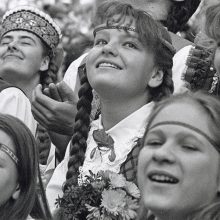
[46,102,154,212]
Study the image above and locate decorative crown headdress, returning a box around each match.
[1,6,62,50]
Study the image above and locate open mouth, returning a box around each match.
[148,173,179,184]
[96,62,122,70]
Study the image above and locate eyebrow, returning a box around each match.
[148,121,219,152]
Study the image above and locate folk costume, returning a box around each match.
[173,44,219,95]
[46,101,154,212]
[0,6,61,135]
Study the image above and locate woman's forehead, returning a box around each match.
[150,101,211,134]
[2,30,41,42]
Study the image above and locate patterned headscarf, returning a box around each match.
[1,6,62,50]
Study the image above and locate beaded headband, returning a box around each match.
[148,121,219,153]
[1,6,62,50]
[0,143,18,165]
[93,25,176,54]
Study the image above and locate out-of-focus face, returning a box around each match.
[138,101,220,220]
[86,16,158,101]
[121,0,173,21]
[0,130,19,206]
[0,30,48,84]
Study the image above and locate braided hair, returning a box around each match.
[64,64,93,187]
[163,0,200,33]
[39,43,63,89]
[64,1,175,188]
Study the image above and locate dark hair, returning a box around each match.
[0,114,38,219]
[138,91,220,220]
[39,41,63,89]
[63,1,174,190]
[164,0,200,33]
[0,114,52,220]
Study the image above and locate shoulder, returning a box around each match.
[0,87,28,100]
[0,87,37,135]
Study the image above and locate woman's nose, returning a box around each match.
[152,142,176,164]
[8,41,18,51]
[102,42,118,56]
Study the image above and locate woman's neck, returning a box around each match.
[100,95,150,130]
[6,76,39,100]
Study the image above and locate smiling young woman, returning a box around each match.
[45,1,176,215]
[137,91,220,220]
[0,6,62,135]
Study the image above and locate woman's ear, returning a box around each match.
[148,69,164,88]
[40,56,50,71]
[12,184,20,200]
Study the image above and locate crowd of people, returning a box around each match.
[1,0,220,220]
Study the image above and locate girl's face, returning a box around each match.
[0,30,49,83]
[86,16,159,101]
[0,130,19,205]
[138,101,220,219]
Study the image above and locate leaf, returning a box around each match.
[93,129,114,147]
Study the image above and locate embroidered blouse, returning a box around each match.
[46,102,154,212]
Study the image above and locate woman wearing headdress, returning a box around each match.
[0,5,62,135]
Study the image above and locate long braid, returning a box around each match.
[64,64,93,189]
[40,54,59,89]
[37,50,62,165]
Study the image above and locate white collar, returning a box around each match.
[91,102,155,144]
[82,102,155,174]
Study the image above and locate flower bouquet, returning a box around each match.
[55,170,140,220]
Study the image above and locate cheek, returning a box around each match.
[137,148,152,185]
[0,46,7,56]
[0,169,18,205]
[86,50,98,78]
[214,48,220,73]
[182,157,219,202]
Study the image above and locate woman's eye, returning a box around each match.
[0,40,10,45]
[20,41,31,45]
[182,144,198,151]
[123,42,138,49]
[145,139,162,147]
[94,39,107,46]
